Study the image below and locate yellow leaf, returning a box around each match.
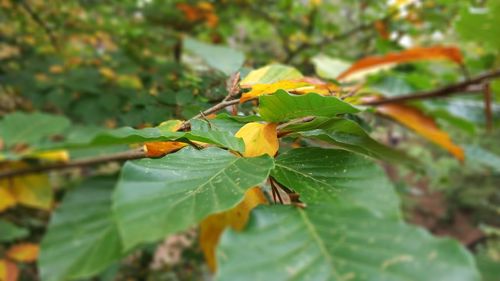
[0,187,16,213]
[240,81,310,103]
[29,150,69,162]
[337,46,463,81]
[235,122,279,157]
[144,142,187,157]
[0,163,53,211]
[376,103,464,161]
[0,259,19,281]
[240,64,303,88]
[199,187,267,272]
[117,74,143,89]
[6,243,39,263]
[99,67,116,80]
[49,65,64,74]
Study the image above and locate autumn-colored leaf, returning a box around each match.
[144,142,187,157]
[374,20,389,39]
[6,243,39,263]
[29,150,69,162]
[337,46,463,81]
[144,120,187,157]
[0,163,53,211]
[240,78,340,103]
[240,64,303,88]
[0,188,16,213]
[199,187,267,272]
[0,259,19,281]
[240,81,310,103]
[376,103,464,161]
[176,2,218,27]
[235,122,279,157]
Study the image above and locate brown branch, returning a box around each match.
[0,148,145,179]
[362,68,500,106]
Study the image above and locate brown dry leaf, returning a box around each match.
[0,259,19,281]
[235,122,279,157]
[377,103,464,161]
[337,46,463,81]
[6,243,39,263]
[199,187,267,272]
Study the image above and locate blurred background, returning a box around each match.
[0,0,499,280]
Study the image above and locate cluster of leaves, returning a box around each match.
[1,0,500,280]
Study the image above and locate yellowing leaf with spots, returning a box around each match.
[6,243,39,263]
[0,259,19,281]
[0,187,16,213]
[199,187,267,272]
[235,122,279,157]
[240,64,303,88]
[240,81,310,103]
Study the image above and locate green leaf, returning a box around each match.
[259,90,359,122]
[113,147,274,250]
[46,126,244,152]
[0,220,29,242]
[476,248,500,281]
[39,177,122,281]
[311,54,350,80]
[217,205,480,281]
[0,112,70,148]
[465,145,500,172]
[184,37,245,76]
[455,2,500,50]
[283,117,416,165]
[272,148,400,218]
[240,64,303,86]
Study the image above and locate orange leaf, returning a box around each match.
[337,46,463,81]
[0,259,19,281]
[377,103,464,161]
[199,187,267,272]
[235,122,279,157]
[6,243,39,263]
[176,2,218,27]
[144,142,187,157]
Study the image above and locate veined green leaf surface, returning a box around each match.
[39,177,122,281]
[272,148,400,218]
[259,90,359,122]
[113,147,274,250]
[283,117,416,165]
[217,205,480,281]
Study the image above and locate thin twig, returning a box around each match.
[362,68,500,106]
[0,148,145,179]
